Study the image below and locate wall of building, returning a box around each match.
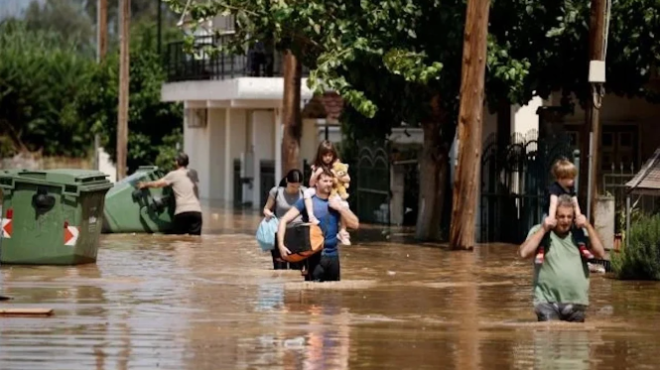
[208,108,226,200]
[184,113,211,200]
[512,96,543,134]
[300,119,319,165]
[251,110,275,206]
[228,109,247,200]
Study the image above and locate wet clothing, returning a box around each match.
[294,196,341,257]
[535,302,586,322]
[268,186,305,223]
[164,167,202,235]
[528,225,591,318]
[163,168,202,215]
[304,253,340,282]
[173,211,202,235]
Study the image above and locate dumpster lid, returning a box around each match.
[1,169,111,187]
[137,165,159,171]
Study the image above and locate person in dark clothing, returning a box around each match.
[535,158,594,264]
[276,169,359,282]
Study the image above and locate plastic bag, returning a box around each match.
[256,217,279,251]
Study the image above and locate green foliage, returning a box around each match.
[170,0,660,125]
[612,213,660,280]
[155,128,184,172]
[0,20,95,157]
[76,22,184,174]
[23,0,96,57]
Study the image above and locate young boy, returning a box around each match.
[535,158,595,265]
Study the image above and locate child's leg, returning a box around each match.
[336,198,351,245]
[572,225,594,260]
[303,188,319,224]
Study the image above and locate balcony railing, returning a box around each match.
[164,35,285,82]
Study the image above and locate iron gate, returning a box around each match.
[356,145,391,224]
[480,130,578,244]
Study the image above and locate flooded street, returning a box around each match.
[0,205,659,369]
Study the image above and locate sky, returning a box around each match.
[0,0,44,20]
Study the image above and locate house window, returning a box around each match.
[213,15,236,35]
[186,108,208,128]
[601,125,639,172]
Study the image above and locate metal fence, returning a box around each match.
[480,130,578,243]
[164,35,283,82]
[163,35,311,82]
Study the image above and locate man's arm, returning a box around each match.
[329,197,359,229]
[277,207,302,255]
[571,196,583,217]
[138,178,169,189]
[548,195,558,219]
[518,226,547,259]
[583,223,606,259]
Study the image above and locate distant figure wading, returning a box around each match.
[138,152,203,235]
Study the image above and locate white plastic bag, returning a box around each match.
[256,217,279,251]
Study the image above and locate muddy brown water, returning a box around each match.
[0,206,658,369]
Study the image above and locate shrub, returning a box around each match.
[612,213,660,280]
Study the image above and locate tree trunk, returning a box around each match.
[116,0,130,180]
[586,0,608,222]
[449,0,490,250]
[415,97,449,241]
[281,49,303,176]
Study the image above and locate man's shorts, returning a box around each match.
[173,211,203,235]
[535,302,587,322]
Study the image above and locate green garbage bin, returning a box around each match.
[102,166,175,234]
[0,169,113,265]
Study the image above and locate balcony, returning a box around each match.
[164,35,285,82]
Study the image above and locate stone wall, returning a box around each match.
[0,153,93,171]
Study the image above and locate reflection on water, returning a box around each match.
[0,206,658,369]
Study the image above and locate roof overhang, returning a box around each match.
[161,77,314,105]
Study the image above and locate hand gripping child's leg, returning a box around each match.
[535,232,551,265]
[572,225,594,260]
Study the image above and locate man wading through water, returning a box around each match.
[519,194,605,322]
[277,169,359,282]
[138,152,203,235]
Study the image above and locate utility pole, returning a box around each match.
[281,49,303,176]
[97,0,108,62]
[95,0,108,172]
[117,0,130,180]
[585,0,609,222]
[449,0,490,250]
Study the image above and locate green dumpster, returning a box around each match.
[0,169,113,265]
[102,166,175,234]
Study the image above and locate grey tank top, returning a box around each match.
[269,186,305,225]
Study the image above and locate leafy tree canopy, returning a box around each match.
[76,22,184,173]
[0,20,95,157]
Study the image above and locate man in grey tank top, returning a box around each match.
[138,153,203,235]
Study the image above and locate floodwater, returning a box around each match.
[0,205,659,370]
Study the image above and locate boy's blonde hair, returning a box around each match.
[552,158,578,180]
